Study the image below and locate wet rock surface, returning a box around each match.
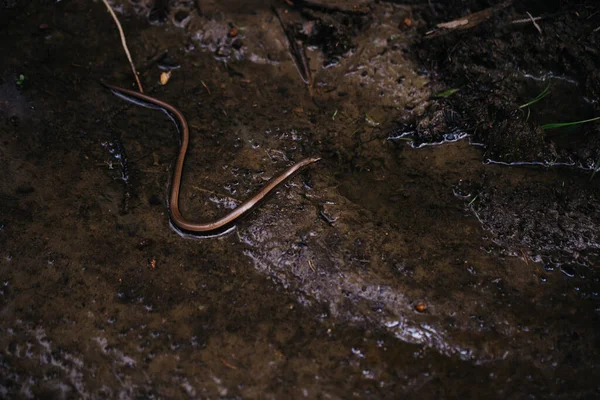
[1,0,599,398]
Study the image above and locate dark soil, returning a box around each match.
[415,0,600,167]
[1,0,599,398]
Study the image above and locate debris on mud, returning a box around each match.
[414,0,600,169]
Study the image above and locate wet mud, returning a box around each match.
[1,0,599,398]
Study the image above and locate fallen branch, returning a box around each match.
[425,0,513,39]
[101,0,144,93]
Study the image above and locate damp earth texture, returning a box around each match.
[1,0,599,398]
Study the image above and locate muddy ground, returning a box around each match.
[1,0,599,398]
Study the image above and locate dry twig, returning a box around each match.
[526,11,543,35]
[511,16,543,24]
[220,358,238,370]
[272,7,313,94]
[101,0,144,93]
[425,0,512,38]
[201,80,211,95]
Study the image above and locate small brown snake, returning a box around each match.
[103,83,319,233]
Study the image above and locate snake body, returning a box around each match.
[103,83,319,233]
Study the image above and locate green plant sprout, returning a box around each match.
[467,195,478,207]
[16,74,25,86]
[519,82,551,109]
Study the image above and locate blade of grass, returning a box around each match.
[435,88,459,98]
[519,82,551,109]
[541,116,600,130]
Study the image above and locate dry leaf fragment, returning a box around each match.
[160,71,172,85]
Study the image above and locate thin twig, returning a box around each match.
[201,80,211,95]
[520,249,529,265]
[272,6,313,94]
[220,358,238,370]
[264,149,274,162]
[526,11,543,35]
[101,0,144,93]
[511,16,544,24]
[425,0,512,38]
